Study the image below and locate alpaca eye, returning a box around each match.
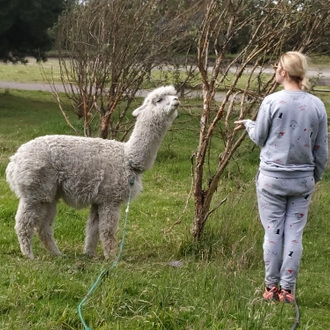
[156,97,163,103]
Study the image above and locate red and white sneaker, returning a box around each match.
[278,288,295,303]
[263,286,279,301]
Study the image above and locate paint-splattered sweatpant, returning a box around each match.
[256,171,315,290]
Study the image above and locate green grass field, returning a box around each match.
[0,83,329,329]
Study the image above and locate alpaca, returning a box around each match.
[6,85,180,259]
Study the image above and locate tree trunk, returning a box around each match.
[191,205,208,239]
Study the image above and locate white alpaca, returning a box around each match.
[6,85,180,259]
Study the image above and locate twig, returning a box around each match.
[205,197,227,219]
[52,91,78,133]
[40,63,78,134]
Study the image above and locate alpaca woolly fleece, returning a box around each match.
[6,85,180,259]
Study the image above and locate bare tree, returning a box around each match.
[52,0,202,139]
[190,0,330,238]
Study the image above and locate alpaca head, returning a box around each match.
[132,85,180,125]
[126,86,180,172]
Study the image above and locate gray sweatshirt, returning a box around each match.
[243,90,328,182]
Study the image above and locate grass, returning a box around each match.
[0,84,329,329]
[0,58,60,83]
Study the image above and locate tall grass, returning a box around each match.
[0,89,329,329]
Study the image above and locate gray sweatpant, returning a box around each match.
[256,171,315,290]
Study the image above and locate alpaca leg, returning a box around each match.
[98,205,120,260]
[35,201,61,256]
[84,204,100,257]
[14,199,38,259]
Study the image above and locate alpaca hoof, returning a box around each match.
[84,250,96,258]
[103,247,119,260]
[20,246,35,259]
[23,252,35,260]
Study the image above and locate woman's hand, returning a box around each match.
[234,120,246,132]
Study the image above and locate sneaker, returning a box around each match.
[263,286,279,301]
[278,289,295,303]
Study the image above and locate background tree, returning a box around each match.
[190,0,330,239]
[52,0,202,139]
[0,0,67,63]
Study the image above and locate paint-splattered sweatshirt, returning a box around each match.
[242,90,328,182]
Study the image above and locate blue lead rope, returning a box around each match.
[78,178,135,330]
[291,283,300,330]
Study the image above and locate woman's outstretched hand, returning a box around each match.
[234,120,246,132]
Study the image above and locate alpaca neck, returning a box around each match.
[125,120,168,172]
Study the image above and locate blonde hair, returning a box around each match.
[279,51,310,91]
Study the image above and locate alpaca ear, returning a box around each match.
[132,105,144,117]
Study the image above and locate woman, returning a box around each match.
[234,51,328,303]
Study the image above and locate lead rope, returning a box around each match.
[78,177,135,330]
[291,283,300,330]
